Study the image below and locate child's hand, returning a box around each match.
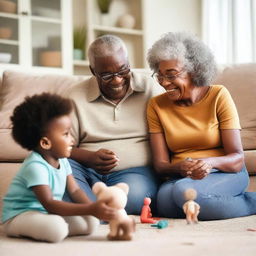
[89,201,117,221]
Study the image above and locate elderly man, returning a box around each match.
[64,35,163,214]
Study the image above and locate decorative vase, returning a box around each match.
[0,27,12,39]
[100,13,110,26]
[117,14,136,29]
[0,52,12,63]
[73,49,84,60]
[97,0,112,14]
[97,0,112,26]
[40,51,61,67]
[0,0,17,13]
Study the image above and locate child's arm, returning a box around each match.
[32,183,116,221]
[65,174,92,204]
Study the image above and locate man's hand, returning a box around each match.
[88,148,119,173]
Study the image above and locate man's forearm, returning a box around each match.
[70,147,93,166]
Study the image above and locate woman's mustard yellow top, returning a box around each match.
[147,85,241,164]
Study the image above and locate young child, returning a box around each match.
[2,93,117,243]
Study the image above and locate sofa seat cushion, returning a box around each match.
[0,70,87,161]
[244,150,256,175]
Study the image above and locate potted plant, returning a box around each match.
[97,0,112,14]
[73,26,86,60]
[97,0,112,25]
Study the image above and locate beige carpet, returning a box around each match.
[0,215,256,256]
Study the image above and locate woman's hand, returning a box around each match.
[189,159,212,179]
[180,158,212,180]
[179,159,195,177]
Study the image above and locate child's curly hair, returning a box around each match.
[11,93,73,151]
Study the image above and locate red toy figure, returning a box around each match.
[140,197,157,224]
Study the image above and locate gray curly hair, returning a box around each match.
[147,32,217,87]
[88,35,128,68]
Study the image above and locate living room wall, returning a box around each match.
[143,0,202,61]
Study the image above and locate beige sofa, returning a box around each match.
[0,65,256,219]
[0,64,256,255]
[0,65,256,250]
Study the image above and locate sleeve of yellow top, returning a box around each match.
[146,98,164,133]
[216,86,241,129]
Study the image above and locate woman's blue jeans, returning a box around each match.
[63,159,159,215]
[157,166,256,220]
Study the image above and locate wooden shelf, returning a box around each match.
[0,12,18,19]
[0,39,19,45]
[72,0,145,75]
[31,16,61,24]
[92,25,143,36]
[73,59,89,66]
[0,0,72,74]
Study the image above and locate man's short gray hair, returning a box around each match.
[147,32,217,87]
[88,35,128,68]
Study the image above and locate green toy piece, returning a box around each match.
[151,220,169,229]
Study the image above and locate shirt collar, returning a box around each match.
[87,76,101,102]
[87,70,146,102]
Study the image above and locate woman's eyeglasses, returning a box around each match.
[152,70,184,84]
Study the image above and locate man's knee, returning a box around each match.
[126,186,158,215]
[125,197,144,215]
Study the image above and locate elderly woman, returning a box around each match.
[147,32,256,220]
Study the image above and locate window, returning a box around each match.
[202,0,256,64]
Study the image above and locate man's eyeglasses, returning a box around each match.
[152,70,184,84]
[96,67,131,82]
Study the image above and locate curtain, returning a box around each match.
[202,0,256,64]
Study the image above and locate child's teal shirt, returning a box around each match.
[2,151,72,223]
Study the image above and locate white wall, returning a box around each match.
[144,0,202,60]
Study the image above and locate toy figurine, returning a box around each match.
[92,182,135,240]
[182,188,200,224]
[151,220,169,229]
[140,197,157,224]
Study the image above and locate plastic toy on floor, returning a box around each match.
[92,182,135,240]
[182,188,200,224]
[151,220,169,229]
[140,197,157,224]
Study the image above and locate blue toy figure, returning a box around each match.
[151,220,169,229]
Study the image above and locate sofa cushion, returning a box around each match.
[214,63,256,150]
[244,150,256,175]
[0,70,87,161]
